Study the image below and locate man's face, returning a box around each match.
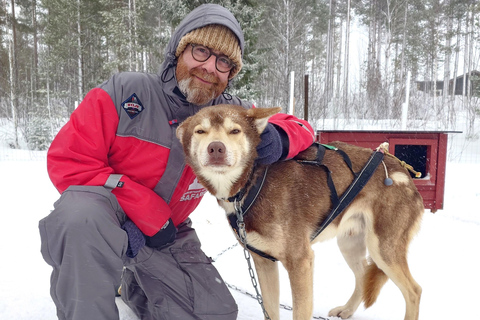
[176,44,230,105]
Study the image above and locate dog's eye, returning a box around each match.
[230,129,240,134]
[196,129,206,134]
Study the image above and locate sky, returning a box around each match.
[1,147,479,319]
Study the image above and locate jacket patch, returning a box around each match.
[121,93,145,119]
[180,178,207,201]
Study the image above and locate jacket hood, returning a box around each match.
[160,4,245,84]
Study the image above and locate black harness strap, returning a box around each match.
[226,167,278,262]
[308,147,384,241]
[298,143,340,206]
[227,214,278,262]
[227,166,269,210]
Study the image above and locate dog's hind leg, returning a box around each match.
[328,217,368,319]
[366,234,422,320]
[283,246,315,320]
[252,254,280,320]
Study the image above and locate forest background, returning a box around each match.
[1,0,479,152]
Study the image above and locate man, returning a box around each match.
[39,4,315,320]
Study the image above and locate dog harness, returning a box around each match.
[227,143,385,262]
[226,166,278,261]
[300,143,385,241]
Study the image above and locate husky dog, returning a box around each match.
[176,105,423,320]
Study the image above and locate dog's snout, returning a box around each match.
[207,141,227,165]
[208,141,225,155]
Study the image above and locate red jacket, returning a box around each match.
[48,74,314,237]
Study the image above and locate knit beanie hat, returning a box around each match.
[176,24,243,79]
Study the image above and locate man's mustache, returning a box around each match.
[190,68,219,84]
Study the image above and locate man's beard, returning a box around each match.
[176,59,228,105]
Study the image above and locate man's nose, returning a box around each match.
[202,55,217,73]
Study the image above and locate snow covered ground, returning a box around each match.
[1,151,479,319]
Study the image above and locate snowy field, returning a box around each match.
[1,122,480,319]
[1,152,479,320]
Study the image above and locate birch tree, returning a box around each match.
[324,0,336,112]
[7,0,19,148]
[76,0,83,101]
[465,2,478,138]
[1,1,9,117]
[342,0,351,116]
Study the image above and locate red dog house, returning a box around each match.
[316,130,455,212]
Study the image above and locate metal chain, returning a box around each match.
[211,242,238,262]
[234,200,273,320]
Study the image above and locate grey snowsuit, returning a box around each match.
[39,4,249,320]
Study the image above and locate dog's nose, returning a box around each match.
[208,141,225,155]
[208,141,227,164]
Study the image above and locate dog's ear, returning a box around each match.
[246,107,282,134]
[176,121,187,142]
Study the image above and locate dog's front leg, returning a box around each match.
[284,248,315,320]
[252,254,280,320]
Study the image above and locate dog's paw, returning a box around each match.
[328,305,355,319]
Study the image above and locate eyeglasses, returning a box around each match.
[190,44,235,73]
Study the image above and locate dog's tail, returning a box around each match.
[362,261,389,308]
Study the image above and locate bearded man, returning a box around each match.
[39,4,315,320]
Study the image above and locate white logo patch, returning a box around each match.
[180,178,207,201]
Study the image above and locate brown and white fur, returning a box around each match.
[176,105,424,320]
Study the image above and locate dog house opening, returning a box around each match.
[394,145,428,179]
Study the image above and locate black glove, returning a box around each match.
[145,218,177,249]
[256,123,286,165]
[121,220,146,258]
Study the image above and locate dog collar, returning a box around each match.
[224,166,268,210]
[224,166,278,262]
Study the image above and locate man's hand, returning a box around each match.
[256,123,284,165]
[121,220,146,258]
[145,218,177,249]
[122,218,177,258]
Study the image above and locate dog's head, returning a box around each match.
[176,104,281,198]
